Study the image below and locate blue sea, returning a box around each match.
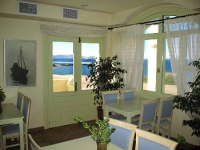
[53,58,172,76]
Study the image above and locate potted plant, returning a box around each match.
[86,55,127,119]
[0,86,6,113]
[73,116,115,150]
[173,59,200,149]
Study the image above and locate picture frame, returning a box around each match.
[4,39,37,87]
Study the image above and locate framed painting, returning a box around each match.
[4,39,37,87]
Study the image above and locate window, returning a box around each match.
[141,15,177,95]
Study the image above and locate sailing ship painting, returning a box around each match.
[4,39,36,87]
[10,46,28,84]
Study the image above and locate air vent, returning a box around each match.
[63,8,78,20]
[18,1,38,15]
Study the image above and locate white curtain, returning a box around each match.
[40,22,107,37]
[111,25,145,90]
[165,14,200,96]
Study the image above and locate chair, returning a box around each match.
[135,128,178,150]
[102,90,126,120]
[132,99,159,132]
[17,92,24,112]
[156,97,174,138]
[120,88,135,101]
[2,96,32,150]
[28,134,42,150]
[108,118,137,150]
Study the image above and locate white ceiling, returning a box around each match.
[23,0,200,13]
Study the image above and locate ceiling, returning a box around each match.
[23,0,200,13]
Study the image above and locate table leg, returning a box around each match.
[19,119,24,150]
[127,116,132,123]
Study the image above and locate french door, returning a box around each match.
[44,35,103,128]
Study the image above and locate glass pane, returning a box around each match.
[52,42,74,92]
[143,39,157,92]
[163,39,177,95]
[144,18,159,34]
[81,43,99,90]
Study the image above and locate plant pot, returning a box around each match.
[97,106,103,120]
[0,102,2,113]
[97,142,107,150]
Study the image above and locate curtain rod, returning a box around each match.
[108,12,200,30]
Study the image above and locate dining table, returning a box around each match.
[43,136,123,150]
[0,103,24,150]
[104,99,147,123]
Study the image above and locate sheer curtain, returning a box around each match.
[165,14,200,96]
[40,22,107,37]
[111,25,145,90]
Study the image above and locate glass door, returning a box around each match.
[45,36,102,128]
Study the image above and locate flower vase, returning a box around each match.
[0,102,2,113]
[97,142,107,150]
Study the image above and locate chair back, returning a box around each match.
[28,134,42,150]
[120,89,135,101]
[23,96,32,133]
[139,99,159,129]
[156,97,174,135]
[135,128,178,150]
[108,118,137,150]
[102,90,119,104]
[17,92,24,112]
[160,97,174,119]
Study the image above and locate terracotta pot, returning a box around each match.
[97,106,103,120]
[96,142,107,150]
[0,102,2,113]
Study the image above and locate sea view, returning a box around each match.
[53,57,173,76]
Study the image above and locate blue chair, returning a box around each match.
[120,89,135,101]
[17,92,24,112]
[135,128,178,150]
[102,90,126,120]
[108,118,137,150]
[29,134,42,150]
[132,99,159,132]
[156,97,174,138]
[2,96,32,150]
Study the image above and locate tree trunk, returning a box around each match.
[97,106,103,120]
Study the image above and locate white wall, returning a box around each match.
[0,17,43,129]
[0,0,111,129]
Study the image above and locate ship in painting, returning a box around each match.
[10,46,28,84]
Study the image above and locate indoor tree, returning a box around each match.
[173,58,200,147]
[86,55,127,119]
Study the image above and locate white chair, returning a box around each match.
[135,128,178,150]
[28,134,42,150]
[102,90,126,120]
[156,97,174,138]
[120,88,135,101]
[132,99,159,132]
[108,118,137,150]
[17,92,24,112]
[2,96,32,150]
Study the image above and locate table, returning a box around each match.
[105,99,144,123]
[0,103,24,150]
[43,136,122,150]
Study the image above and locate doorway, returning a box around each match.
[44,35,103,128]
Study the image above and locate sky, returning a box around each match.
[53,42,99,57]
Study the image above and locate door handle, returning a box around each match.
[75,82,77,91]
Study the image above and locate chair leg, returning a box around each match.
[25,134,28,150]
[3,137,6,150]
[168,124,171,139]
